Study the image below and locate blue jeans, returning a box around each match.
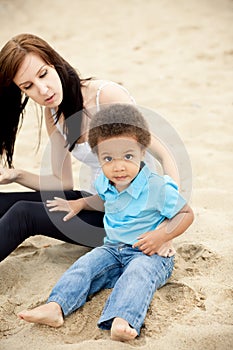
[47,243,174,335]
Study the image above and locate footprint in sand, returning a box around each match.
[174,242,220,277]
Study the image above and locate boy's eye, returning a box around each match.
[104,156,113,162]
[124,154,133,160]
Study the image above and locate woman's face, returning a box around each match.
[13,52,63,107]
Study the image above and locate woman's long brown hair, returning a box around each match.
[0,33,86,167]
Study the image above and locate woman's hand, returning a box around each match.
[0,167,19,184]
[46,197,85,222]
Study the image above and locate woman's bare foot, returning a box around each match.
[17,302,64,328]
[111,317,138,342]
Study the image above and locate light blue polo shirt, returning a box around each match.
[95,164,187,245]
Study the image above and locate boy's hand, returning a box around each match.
[133,229,165,256]
[133,230,172,257]
[46,197,84,221]
[135,205,194,256]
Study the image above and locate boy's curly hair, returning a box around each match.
[88,104,151,152]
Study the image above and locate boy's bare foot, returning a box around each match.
[111,317,138,342]
[17,302,64,328]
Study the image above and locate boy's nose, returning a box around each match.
[113,159,125,171]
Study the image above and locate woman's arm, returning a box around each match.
[149,135,180,186]
[0,108,73,191]
[41,108,74,190]
[97,83,135,106]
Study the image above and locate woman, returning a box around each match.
[0,33,178,262]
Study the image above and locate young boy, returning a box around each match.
[18,104,194,342]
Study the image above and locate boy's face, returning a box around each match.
[97,136,145,192]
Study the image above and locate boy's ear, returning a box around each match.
[141,147,146,158]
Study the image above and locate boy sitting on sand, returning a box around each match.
[18,104,194,342]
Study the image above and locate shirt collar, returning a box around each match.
[102,162,151,199]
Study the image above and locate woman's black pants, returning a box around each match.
[0,190,105,262]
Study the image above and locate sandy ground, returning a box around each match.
[0,0,233,349]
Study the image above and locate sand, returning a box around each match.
[0,0,233,349]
